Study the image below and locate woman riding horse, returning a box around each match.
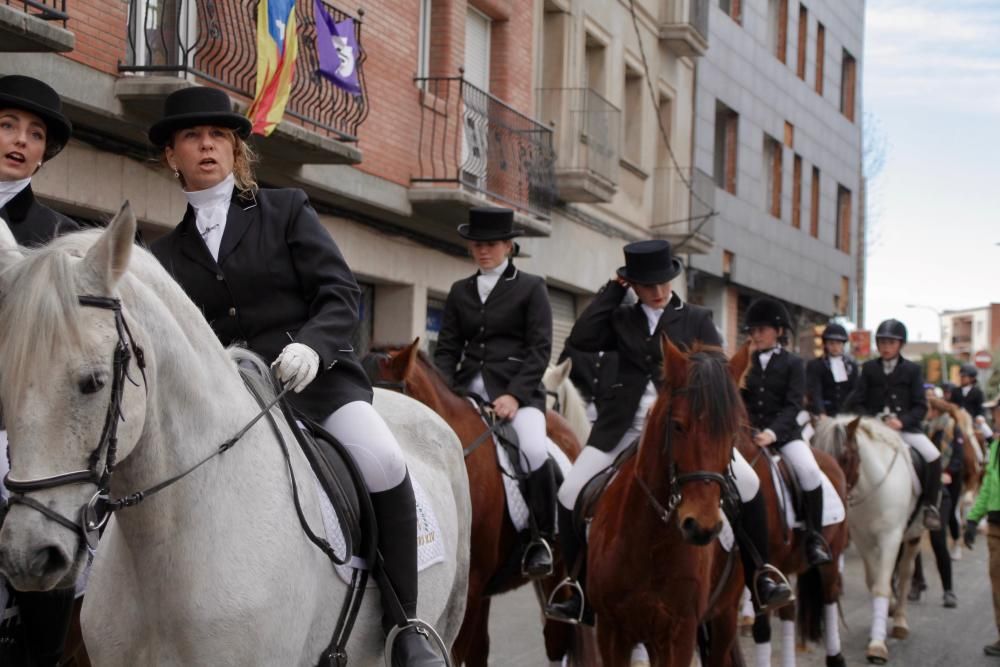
[806,323,858,418]
[547,241,792,624]
[742,298,832,568]
[0,74,80,667]
[147,86,444,667]
[843,318,942,530]
[432,207,558,580]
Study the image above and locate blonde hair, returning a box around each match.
[162,127,258,194]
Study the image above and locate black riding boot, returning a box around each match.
[546,504,592,624]
[18,587,76,667]
[803,486,833,566]
[922,458,943,531]
[523,459,557,578]
[371,473,445,667]
[738,489,793,612]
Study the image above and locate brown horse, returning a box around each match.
[363,340,589,666]
[736,434,850,666]
[586,339,749,666]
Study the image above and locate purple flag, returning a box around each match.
[315,0,362,95]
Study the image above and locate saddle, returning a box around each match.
[572,439,639,536]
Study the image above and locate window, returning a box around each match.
[713,101,738,194]
[769,0,789,63]
[719,0,742,24]
[548,287,576,362]
[836,185,852,252]
[417,0,432,79]
[585,32,608,97]
[656,92,674,167]
[539,5,568,90]
[796,4,808,80]
[815,23,825,95]
[763,134,782,218]
[841,49,857,121]
[792,154,803,229]
[464,7,491,92]
[425,296,446,356]
[810,166,820,237]
[622,63,644,166]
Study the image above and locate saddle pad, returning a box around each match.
[316,475,446,586]
[767,457,846,530]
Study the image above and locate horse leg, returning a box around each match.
[597,619,632,667]
[890,538,921,641]
[819,563,845,667]
[703,613,740,667]
[777,604,796,667]
[750,611,772,667]
[859,528,903,664]
[452,595,490,667]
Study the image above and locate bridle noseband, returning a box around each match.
[3,296,146,550]
[633,388,733,526]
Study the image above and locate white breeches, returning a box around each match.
[558,437,633,510]
[778,439,823,491]
[467,373,548,472]
[900,431,941,462]
[729,447,760,502]
[321,401,407,493]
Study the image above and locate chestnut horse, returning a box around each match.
[737,436,850,667]
[586,339,749,666]
[363,340,588,666]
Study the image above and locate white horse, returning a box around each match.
[542,359,591,444]
[0,205,470,666]
[812,416,922,664]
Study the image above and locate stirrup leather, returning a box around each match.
[753,564,795,612]
[384,619,453,667]
[544,577,585,624]
[521,537,554,577]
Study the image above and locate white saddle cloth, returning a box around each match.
[768,452,846,530]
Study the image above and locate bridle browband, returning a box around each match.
[2,295,290,551]
[632,388,733,526]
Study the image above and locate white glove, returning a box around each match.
[272,343,320,393]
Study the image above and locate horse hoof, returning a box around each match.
[827,654,847,667]
[866,641,888,664]
[890,624,909,640]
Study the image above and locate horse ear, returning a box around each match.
[81,201,135,292]
[555,357,572,385]
[728,341,752,387]
[388,339,420,378]
[0,216,25,276]
[660,332,687,387]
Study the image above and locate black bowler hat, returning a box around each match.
[616,240,683,285]
[457,207,524,241]
[0,75,72,160]
[148,86,252,147]
[744,298,793,331]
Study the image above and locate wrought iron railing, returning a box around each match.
[654,166,716,243]
[119,0,368,142]
[413,75,557,219]
[537,87,620,188]
[3,0,67,23]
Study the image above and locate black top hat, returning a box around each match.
[616,240,683,285]
[0,75,72,160]
[457,207,523,241]
[148,86,252,147]
[745,298,792,331]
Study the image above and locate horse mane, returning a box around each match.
[683,346,745,440]
[814,414,904,460]
[369,343,455,392]
[230,347,279,404]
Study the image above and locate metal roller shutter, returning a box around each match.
[548,287,576,363]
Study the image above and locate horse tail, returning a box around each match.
[796,565,825,645]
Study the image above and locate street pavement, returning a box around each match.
[486,536,998,665]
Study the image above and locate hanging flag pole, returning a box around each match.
[314,0,362,95]
[247,0,300,136]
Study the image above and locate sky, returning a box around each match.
[862,0,1000,342]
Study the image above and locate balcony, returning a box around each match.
[0,0,74,52]
[537,87,620,203]
[411,76,557,233]
[117,0,367,164]
[659,0,709,58]
[652,166,715,254]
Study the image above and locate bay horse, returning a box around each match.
[363,341,590,666]
[0,206,471,665]
[736,434,849,667]
[812,416,922,664]
[586,338,749,666]
[542,359,592,445]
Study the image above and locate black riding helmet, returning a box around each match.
[822,323,849,342]
[744,298,793,331]
[960,363,978,379]
[875,319,907,345]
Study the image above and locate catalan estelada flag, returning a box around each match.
[247,0,299,136]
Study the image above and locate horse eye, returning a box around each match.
[672,420,686,434]
[79,373,107,395]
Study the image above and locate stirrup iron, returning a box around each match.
[754,564,795,612]
[544,577,585,625]
[521,537,554,577]
[384,619,452,667]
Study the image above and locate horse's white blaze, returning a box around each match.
[0,211,470,665]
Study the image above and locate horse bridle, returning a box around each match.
[3,296,146,551]
[633,388,733,526]
[545,389,561,414]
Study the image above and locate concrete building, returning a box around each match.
[685,0,865,353]
[941,304,1000,361]
[0,0,710,363]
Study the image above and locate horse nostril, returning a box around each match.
[681,517,697,535]
[28,546,68,578]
